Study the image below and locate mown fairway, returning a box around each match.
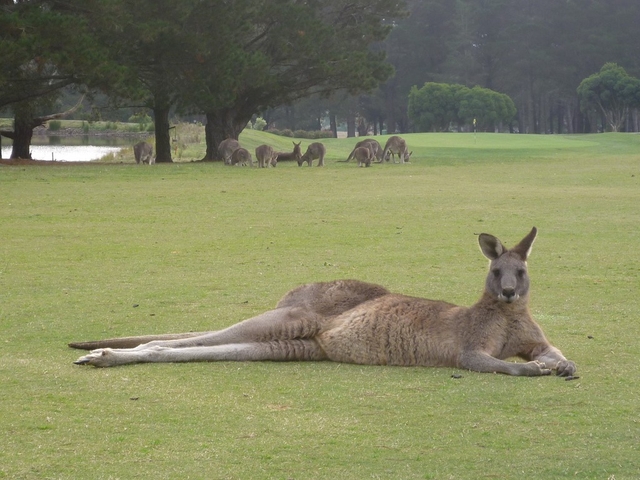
[1,132,639,479]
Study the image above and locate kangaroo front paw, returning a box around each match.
[524,360,552,376]
[74,349,117,367]
[555,360,577,377]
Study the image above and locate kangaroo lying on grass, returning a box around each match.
[71,227,576,377]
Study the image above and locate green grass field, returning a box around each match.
[1,132,639,479]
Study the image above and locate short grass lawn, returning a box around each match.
[1,132,639,479]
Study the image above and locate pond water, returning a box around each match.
[1,136,140,162]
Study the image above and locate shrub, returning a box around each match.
[253,117,267,131]
[48,120,62,131]
[128,113,152,125]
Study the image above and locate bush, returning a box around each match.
[128,113,152,125]
[48,120,62,131]
[253,117,267,131]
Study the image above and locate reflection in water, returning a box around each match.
[1,135,144,162]
[1,145,124,162]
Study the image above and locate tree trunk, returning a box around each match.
[329,114,337,138]
[203,109,251,161]
[346,114,356,138]
[8,95,85,160]
[356,117,367,137]
[10,107,36,159]
[153,101,173,163]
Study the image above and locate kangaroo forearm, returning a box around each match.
[459,351,551,376]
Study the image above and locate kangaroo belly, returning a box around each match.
[316,295,463,366]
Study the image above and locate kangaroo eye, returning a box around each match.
[517,269,526,278]
[492,268,501,277]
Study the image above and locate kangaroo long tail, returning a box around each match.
[68,331,210,350]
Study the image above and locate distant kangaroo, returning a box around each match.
[217,138,240,164]
[71,228,577,377]
[383,136,412,163]
[255,144,278,168]
[298,142,326,167]
[352,146,374,167]
[275,142,302,163]
[343,139,383,163]
[227,147,253,167]
[133,141,154,165]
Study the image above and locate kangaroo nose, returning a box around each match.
[502,287,516,301]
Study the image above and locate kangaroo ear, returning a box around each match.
[512,227,538,260]
[478,233,505,260]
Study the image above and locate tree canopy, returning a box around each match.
[1,0,406,160]
[577,63,640,132]
[0,0,129,159]
[408,83,516,132]
[179,0,405,159]
[3,0,640,158]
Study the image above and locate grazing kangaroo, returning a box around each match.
[383,136,412,163]
[255,144,278,168]
[228,147,253,167]
[275,141,302,163]
[133,141,154,164]
[71,228,577,377]
[298,142,326,167]
[353,146,374,167]
[218,138,240,164]
[343,139,383,163]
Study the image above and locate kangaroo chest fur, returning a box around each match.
[316,293,545,367]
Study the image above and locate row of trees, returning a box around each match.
[1,0,407,161]
[387,0,640,134]
[274,0,640,135]
[3,1,640,161]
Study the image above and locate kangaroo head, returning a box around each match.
[478,227,537,304]
[293,141,302,160]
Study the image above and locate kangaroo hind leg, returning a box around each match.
[134,306,327,350]
[74,339,328,367]
[73,306,327,357]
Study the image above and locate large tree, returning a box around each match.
[81,0,200,163]
[577,63,640,132]
[180,0,406,160]
[0,0,125,159]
